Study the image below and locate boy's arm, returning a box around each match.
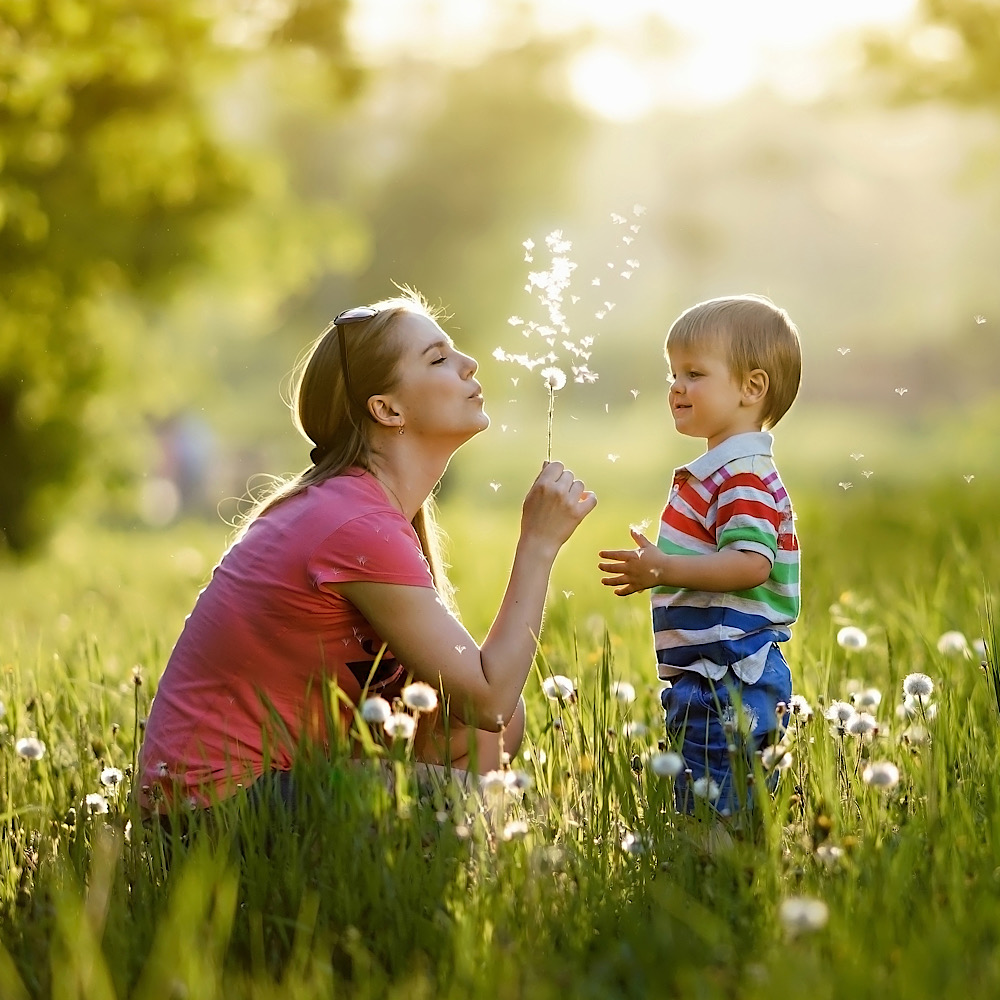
[598,528,771,596]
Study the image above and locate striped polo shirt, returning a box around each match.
[652,431,799,684]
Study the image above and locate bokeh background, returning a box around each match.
[2,0,998,558]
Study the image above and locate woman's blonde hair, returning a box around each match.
[665,294,802,429]
[236,287,455,609]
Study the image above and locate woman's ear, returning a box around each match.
[367,394,404,430]
[742,369,769,406]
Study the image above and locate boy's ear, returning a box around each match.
[742,369,769,406]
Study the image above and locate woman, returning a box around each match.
[138,290,597,811]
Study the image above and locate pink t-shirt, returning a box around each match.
[138,469,435,809]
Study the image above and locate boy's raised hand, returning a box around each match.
[598,528,664,596]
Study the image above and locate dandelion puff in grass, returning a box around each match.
[903,724,930,746]
[863,760,899,791]
[542,674,575,701]
[649,751,685,778]
[845,712,879,741]
[824,700,856,725]
[780,897,829,936]
[502,819,529,842]
[100,767,124,790]
[15,737,46,761]
[383,713,416,741]
[903,673,934,699]
[816,844,844,868]
[401,682,438,714]
[760,744,793,771]
[360,697,392,725]
[852,687,882,711]
[936,631,970,657]
[692,776,721,801]
[84,792,109,815]
[612,680,636,704]
[899,695,937,721]
[789,694,814,721]
[621,831,646,855]
[837,626,868,650]
[623,721,648,739]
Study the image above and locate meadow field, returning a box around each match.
[1,476,999,1000]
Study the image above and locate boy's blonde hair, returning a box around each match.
[665,294,802,430]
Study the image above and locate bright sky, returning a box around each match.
[348,0,918,118]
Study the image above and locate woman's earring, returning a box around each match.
[398,424,405,436]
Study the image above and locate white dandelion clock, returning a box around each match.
[542,675,575,701]
[837,626,868,650]
[649,751,685,778]
[100,767,124,790]
[816,844,844,867]
[383,713,416,741]
[760,744,793,772]
[540,367,566,392]
[852,688,882,711]
[612,680,636,704]
[623,721,648,739]
[936,631,970,657]
[360,697,392,725]
[15,737,46,761]
[789,694,814,721]
[84,793,109,815]
[692,776,721,801]
[862,760,900,791]
[902,673,934,699]
[824,701,856,725]
[780,897,829,936]
[401,682,439,714]
[502,819,529,842]
[845,712,879,741]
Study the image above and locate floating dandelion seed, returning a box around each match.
[837,347,851,355]
[630,389,639,398]
[903,673,934,698]
[612,681,636,703]
[608,454,620,463]
[649,751,685,777]
[974,314,986,324]
[383,713,416,741]
[591,278,600,286]
[837,626,868,650]
[561,590,575,600]
[620,271,632,279]
[454,645,467,653]
[508,316,524,327]
[862,760,899,791]
[501,424,508,432]
[542,675,575,700]
[402,682,438,713]
[895,387,908,396]
[571,295,580,304]
[622,235,634,245]
[360,697,392,725]
[15,737,46,761]
[490,482,501,492]
[85,793,109,815]
[937,631,969,656]
[611,213,627,224]
[779,897,829,936]
[964,474,975,483]
[838,482,853,491]
[862,470,874,478]
[850,452,864,461]
[692,776,721,800]
[100,767,124,789]
[629,519,651,533]
[625,260,639,269]
[522,238,534,252]
[633,204,646,216]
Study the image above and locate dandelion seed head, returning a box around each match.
[903,673,934,698]
[502,819,529,841]
[837,626,868,650]
[100,767,124,789]
[542,675,575,700]
[780,897,829,936]
[816,844,844,867]
[824,700,857,725]
[383,713,416,741]
[862,760,900,790]
[760,744,793,771]
[360,697,392,724]
[612,680,636,704]
[845,712,879,739]
[85,792,109,815]
[541,367,567,391]
[649,751,685,777]
[402,682,438,713]
[851,687,882,711]
[789,694,814,720]
[15,737,46,761]
[936,631,969,657]
[692,776,721,800]
[903,723,930,745]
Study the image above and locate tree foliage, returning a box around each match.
[0,0,360,553]
[868,0,1000,108]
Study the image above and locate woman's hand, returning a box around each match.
[519,461,597,556]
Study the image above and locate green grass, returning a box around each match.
[2,477,1000,999]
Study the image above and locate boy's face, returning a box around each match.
[666,338,764,450]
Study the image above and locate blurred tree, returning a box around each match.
[868,0,1000,107]
[0,0,361,554]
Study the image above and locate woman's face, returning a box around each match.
[388,312,489,446]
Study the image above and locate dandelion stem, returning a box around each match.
[546,387,554,463]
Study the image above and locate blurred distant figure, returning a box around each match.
[147,413,217,523]
[599,294,802,819]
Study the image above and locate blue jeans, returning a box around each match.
[660,643,792,815]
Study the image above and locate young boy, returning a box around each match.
[598,294,801,815]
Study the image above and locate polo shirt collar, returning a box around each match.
[678,431,773,481]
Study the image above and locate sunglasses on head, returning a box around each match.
[333,306,381,418]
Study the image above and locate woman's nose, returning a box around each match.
[463,352,478,376]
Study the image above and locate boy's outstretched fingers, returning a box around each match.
[597,530,657,596]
